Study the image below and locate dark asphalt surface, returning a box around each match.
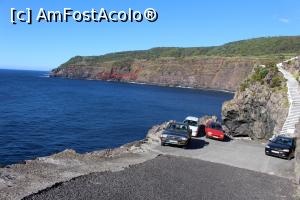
[24,155,296,200]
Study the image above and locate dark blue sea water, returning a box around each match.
[0,69,233,165]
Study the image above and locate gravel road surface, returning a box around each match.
[24,155,296,200]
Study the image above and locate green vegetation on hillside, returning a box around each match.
[240,63,286,92]
[60,36,300,68]
[206,36,300,56]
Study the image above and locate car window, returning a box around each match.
[215,124,223,131]
[273,137,293,146]
[168,123,188,131]
[184,120,198,126]
[207,122,222,131]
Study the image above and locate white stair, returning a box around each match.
[277,56,300,137]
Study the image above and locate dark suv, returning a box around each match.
[265,135,296,160]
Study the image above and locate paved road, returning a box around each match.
[150,137,295,179]
[24,155,296,200]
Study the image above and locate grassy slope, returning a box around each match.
[59,36,300,68]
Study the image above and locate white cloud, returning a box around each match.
[279,18,290,23]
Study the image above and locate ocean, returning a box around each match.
[0,69,233,165]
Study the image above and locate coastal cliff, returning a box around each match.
[51,57,262,91]
[51,36,300,91]
[222,64,289,140]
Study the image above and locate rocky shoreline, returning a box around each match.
[0,123,166,200]
[51,75,236,94]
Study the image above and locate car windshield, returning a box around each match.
[272,137,293,146]
[167,123,188,131]
[184,120,198,127]
[209,123,223,131]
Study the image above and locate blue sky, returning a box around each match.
[0,0,299,71]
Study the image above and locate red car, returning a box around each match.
[205,121,225,140]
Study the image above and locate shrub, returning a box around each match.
[293,72,300,81]
[270,76,282,88]
[240,80,250,91]
[251,67,269,81]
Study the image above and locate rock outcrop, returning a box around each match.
[145,123,167,144]
[51,57,266,92]
[222,64,289,140]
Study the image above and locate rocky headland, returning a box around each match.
[222,64,289,140]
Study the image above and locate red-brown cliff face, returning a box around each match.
[51,56,268,92]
